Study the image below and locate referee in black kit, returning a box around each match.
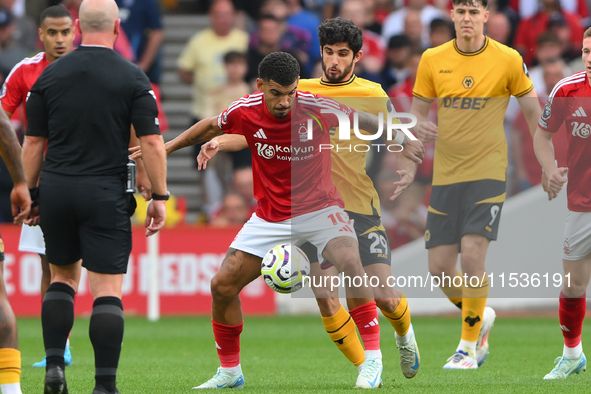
[22,0,167,393]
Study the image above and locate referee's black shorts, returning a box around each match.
[39,172,135,274]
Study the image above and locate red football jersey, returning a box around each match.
[539,71,591,212]
[0,52,49,123]
[218,91,355,222]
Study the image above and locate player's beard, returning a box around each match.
[274,107,290,118]
[322,58,355,83]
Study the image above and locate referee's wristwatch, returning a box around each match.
[152,191,170,201]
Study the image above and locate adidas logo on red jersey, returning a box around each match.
[254,128,267,139]
[571,106,587,117]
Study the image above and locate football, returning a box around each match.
[261,244,311,294]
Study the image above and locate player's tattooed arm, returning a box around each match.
[0,111,32,225]
[0,112,26,186]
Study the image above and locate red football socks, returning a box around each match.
[212,319,244,368]
[559,291,586,348]
[350,302,380,351]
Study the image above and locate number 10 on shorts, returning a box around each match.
[328,213,354,233]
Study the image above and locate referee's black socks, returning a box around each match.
[89,296,124,392]
[42,282,76,370]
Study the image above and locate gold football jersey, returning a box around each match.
[413,37,533,185]
[298,76,395,216]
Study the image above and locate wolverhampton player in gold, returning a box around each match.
[411,0,542,369]
[298,17,424,387]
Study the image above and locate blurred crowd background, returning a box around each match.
[0,0,584,249]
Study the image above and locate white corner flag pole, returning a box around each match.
[147,231,160,321]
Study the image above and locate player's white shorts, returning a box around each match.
[562,210,591,261]
[18,225,46,255]
[231,206,357,262]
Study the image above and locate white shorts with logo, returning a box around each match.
[18,225,46,255]
[231,206,357,262]
[562,210,591,261]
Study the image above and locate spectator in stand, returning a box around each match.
[404,9,424,49]
[210,193,249,227]
[373,0,394,26]
[208,167,256,222]
[246,14,282,84]
[245,13,310,83]
[178,0,248,130]
[312,0,345,20]
[285,0,321,68]
[0,7,31,79]
[548,11,581,62]
[205,51,251,119]
[509,0,589,27]
[255,0,312,74]
[388,48,423,99]
[487,0,520,44]
[514,0,584,66]
[486,11,511,46]
[115,0,164,84]
[358,0,384,35]
[340,0,386,81]
[510,58,568,194]
[428,17,454,47]
[225,0,262,22]
[232,167,256,216]
[528,32,572,95]
[381,34,412,91]
[381,0,447,47]
[1,0,37,53]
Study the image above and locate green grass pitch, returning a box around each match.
[18,314,590,393]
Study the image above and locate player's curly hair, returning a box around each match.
[452,0,488,7]
[318,17,363,56]
[258,52,300,86]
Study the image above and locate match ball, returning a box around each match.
[261,244,310,294]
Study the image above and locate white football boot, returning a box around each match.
[355,357,383,389]
[193,367,245,389]
[543,353,587,380]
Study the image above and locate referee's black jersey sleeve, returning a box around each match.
[131,72,160,137]
[25,46,160,177]
[25,89,49,137]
